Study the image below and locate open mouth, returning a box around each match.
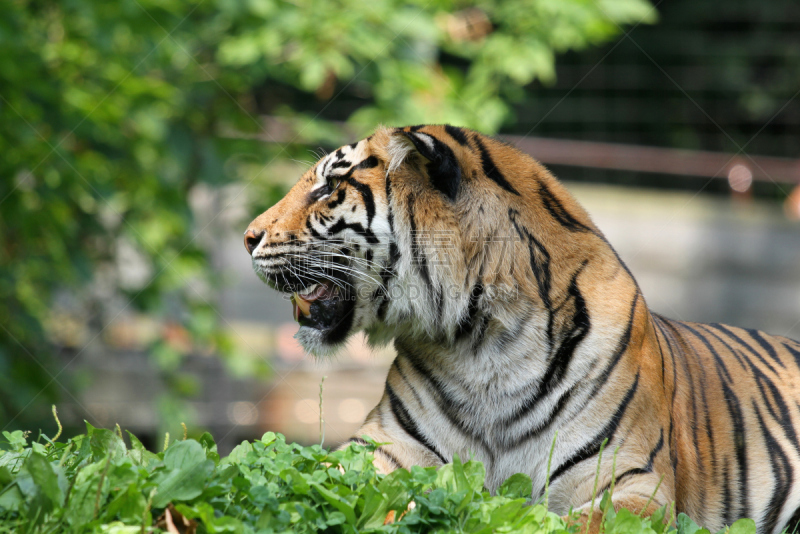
[291,281,338,326]
[254,254,358,345]
[284,278,355,339]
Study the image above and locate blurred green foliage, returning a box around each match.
[0,0,653,431]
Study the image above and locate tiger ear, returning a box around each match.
[390,129,461,201]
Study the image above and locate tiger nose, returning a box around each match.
[244,229,265,255]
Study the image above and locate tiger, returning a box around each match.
[243,125,800,534]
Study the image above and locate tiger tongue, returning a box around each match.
[291,283,333,322]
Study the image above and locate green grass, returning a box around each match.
[0,417,755,534]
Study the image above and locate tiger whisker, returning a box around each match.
[285,260,352,291]
[289,255,384,287]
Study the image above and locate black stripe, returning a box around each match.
[501,262,589,428]
[722,459,732,526]
[750,369,800,457]
[402,132,461,201]
[700,327,800,459]
[609,468,649,489]
[645,429,664,469]
[675,322,718,483]
[398,347,496,466]
[386,383,447,464]
[688,324,734,382]
[327,218,379,244]
[385,152,394,232]
[351,438,402,469]
[392,359,425,408]
[444,124,469,146]
[377,293,389,320]
[653,315,680,472]
[508,209,552,329]
[376,243,400,320]
[670,323,706,504]
[435,286,444,324]
[537,180,592,233]
[703,327,750,520]
[456,283,484,339]
[753,401,793,534]
[343,176,376,224]
[327,188,346,208]
[783,340,800,369]
[657,317,684,473]
[747,329,786,369]
[707,324,779,375]
[401,350,466,428]
[472,135,520,196]
[697,323,748,370]
[472,315,491,351]
[655,323,667,386]
[375,447,402,469]
[407,195,433,292]
[588,293,639,397]
[355,155,379,170]
[305,217,322,239]
[504,389,573,450]
[551,373,640,483]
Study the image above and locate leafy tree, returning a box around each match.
[0,0,654,431]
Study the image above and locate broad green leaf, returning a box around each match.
[279,467,309,495]
[650,504,670,534]
[0,484,24,510]
[89,427,127,463]
[311,483,357,525]
[0,466,13,486]
[357,483,388,529]
[222,441,254,465]
[102,484,146,523]
[497,473,533,500]
[327,510,347,525]
[147,439,215,508]
[198,432,220,464]
[678,513,702,534]
[64,460,110,526]
[23,452,62,506]
[2,431,28,452]
[127,431,160,466]
[609,507,649,534]
[163,440,206,471]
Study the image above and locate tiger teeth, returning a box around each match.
[298,283,320,296]
[291,293,311,321]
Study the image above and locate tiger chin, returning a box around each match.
[245,125,800,534]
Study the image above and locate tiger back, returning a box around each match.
[244,125,800,534]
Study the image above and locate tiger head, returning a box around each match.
[245,125,625,356]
